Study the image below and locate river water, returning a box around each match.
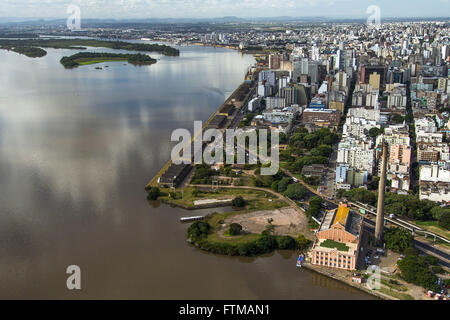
[0,43,373,299]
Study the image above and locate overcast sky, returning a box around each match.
[0,0,449,19]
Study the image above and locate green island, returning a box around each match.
[60,52,157,68]
[3,46,47,58]
[0,38,180,58]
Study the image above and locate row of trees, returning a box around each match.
[147,187,161,201]
[337,188,377,206]
[289,127,339,152]
[109,41,179,56]
[190,164,217,184]
[187,221,311,256]
[384,228,443,292]
[384,228,414,253]
[281,127,338,174]
[0,39,180,56]
[305,196,323,219]
[187,221,297,256]
[397,248,441,292]
[385,193,450,228]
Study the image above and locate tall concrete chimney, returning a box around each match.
[375,141,388,245]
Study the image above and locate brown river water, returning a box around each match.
[0,43,373,299]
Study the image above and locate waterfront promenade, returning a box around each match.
[145,74,256,190]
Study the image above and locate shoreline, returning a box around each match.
[145,68,255,189]
[301,261,393,300]
[157,187,400,300]
[160,198,233,210]
[142,44,400,300]
[149,38,267,55]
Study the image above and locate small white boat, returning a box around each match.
[296,254,304,267]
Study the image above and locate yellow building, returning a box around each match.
[329,101,345,114]
[437,77,448,93]
[369,72,381,91]
[310,204,363,270]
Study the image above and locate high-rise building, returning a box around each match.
[369,72,381,90]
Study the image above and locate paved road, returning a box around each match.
[363,218,450,268]
[320,143,338,199]
[188,184,305,215]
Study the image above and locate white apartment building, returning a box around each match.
[391,174,410,193]
[419,165,450,202]
[347,107,381,123]
[376,124,411,147]
[385,84,407,109]
[420,165,450,183]
[416,132,443,144]
[343,116,380,138]
[415,117,438,134]
[262,111,294,124]
[337,147,374,174]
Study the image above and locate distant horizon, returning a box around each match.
[1,15,449,23]
[0,0,449,21]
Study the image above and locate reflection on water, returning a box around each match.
[0,44,374,299]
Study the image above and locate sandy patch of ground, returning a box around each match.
[193,199,232,206]
[225,207,307,236]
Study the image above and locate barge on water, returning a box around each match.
[180,216,205,223]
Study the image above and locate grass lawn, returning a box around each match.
[159,186,287,211]
[206,230,261,245]
[320,239,349,252]
[160,186,292,247]
[380,278,408,292]
[75,57,128,65]
[376,287,414,300]
[414,220,450,239]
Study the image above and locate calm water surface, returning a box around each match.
[0,44,373,299]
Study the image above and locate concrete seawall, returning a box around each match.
[301,261,392,300]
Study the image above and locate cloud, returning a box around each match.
[0,0,449,18]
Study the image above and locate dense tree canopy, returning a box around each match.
[306,196,323,219]
[384,228,414,253]
[60,52,156,68]
[187,221,211,242]
[228,223,243,235]
[385,193,444,221]
[283,184,307,200]
[276,177,292,193]
[147,187,160,201]
[289,127,339,152]
[338,188,376,206]
[368,127,383,138]
[231,196,246,208]
[397,250,440,292]
[439,211,450,230]
[5,46,47,58]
